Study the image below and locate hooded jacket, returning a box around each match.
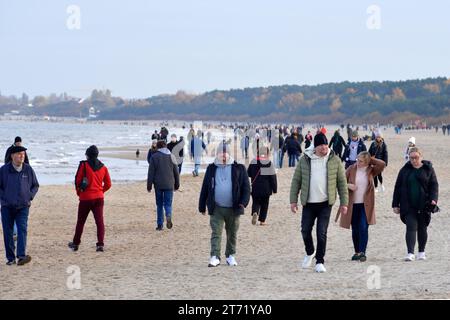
[147,148,180,191]
[247,157,277,198]
[75,159,111,200]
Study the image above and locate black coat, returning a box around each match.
[284,136,302,155]
[369,141,388,166]
[247,160,277,198]
[328,134,346,158]
[392,160,439,225]
[199,161,250,216]
[343,139,367,162]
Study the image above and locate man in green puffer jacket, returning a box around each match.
[290,133,348,273]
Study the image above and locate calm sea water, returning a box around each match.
[0,120,221,185]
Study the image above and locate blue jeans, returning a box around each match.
[155,190,174,227]
[351,203,369,254]
[288,154,296,167]
[1,206,29,262]
[278,150,284,168]
[194,164,200,175]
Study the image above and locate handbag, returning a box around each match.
[78,162,89,192]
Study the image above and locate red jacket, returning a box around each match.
[75,161,111,201]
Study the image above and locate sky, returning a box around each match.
[0,0,449,98]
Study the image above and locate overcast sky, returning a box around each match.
[1,0,449,98]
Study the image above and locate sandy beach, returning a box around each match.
[1,128,449,300]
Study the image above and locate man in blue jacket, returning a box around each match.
[0,146,39,266]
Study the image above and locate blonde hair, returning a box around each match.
[357,151,371,164]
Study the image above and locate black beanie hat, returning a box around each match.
[85,145,99,159]
[14,136,22,143]
[314,133,328,148]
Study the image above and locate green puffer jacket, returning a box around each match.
[290,149,348,206]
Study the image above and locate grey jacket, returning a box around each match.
[147,148,180,191]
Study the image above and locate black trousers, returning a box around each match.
[251,195,270,222]
[301,201,332,264]
[373,174,383,187]
[405,209,429,254]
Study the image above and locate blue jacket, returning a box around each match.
[0,163,39,209]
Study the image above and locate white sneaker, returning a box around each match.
[314,263,327,273]
[301,252,315,268]
[381,184,385,192]
[251,212,258,225]
[417,252,426,260]
[226,255,238,266]
[208,256,220,267]
[375,188,379,193]
[404,253,415,261]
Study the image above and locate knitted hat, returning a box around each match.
[314,133,328,148]
[85,145,99,159]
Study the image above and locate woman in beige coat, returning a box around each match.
[339,151,385,262]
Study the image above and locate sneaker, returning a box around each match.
[226,255,238,266]
[301,252,315,268]
[68,242,79,252]
[314,263,327,273]
[404,253,415,261]
[208,256,221,267]
[156,225,163,231]
[375,188,379,193]
[351,253,361,261]
[251,212,258,225]
[381,184,385,192]
[96,245,104,252]
[417,252,426,260]
[359,254,367,262]
[192,170,196,177]
[166,217,173,229]
[17,255,32,266]
[6,260,16,266]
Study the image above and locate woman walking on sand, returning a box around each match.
[68,145,111,252]
[392,147,439,261]
[247,145,277,226]
[337,151,385,262]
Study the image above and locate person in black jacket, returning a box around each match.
[284,133,302,167]
[392,147,439,262]
[328,130,346,161]
[369,132,388,192]
[198,141,250,267]
[247,145,277,226]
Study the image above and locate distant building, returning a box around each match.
[88,107,97,119]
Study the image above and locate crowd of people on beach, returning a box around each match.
[0,122,440,273]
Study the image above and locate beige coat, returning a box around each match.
[339,158,385,229]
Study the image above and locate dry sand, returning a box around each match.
[1,128,449,300]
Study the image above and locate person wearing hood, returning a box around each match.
[0,145,39,265]
[68,145,111,252]
[147,139,158,164]
[369,132,388,192]
[198,141,250,267]
[343,131,367,169]
[392,147,439,262]
[328,129,346,161]
[147,140,180,231]
[247,144,277,226]
[290,133,348,273]
[403,137,416,162]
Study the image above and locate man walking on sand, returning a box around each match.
[0,146,39,265]
[290,133,348,273]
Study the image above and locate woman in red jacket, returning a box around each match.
[68,145,111,252]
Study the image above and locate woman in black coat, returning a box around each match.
[368,134,388,191]
[328,130,346,161]
[392,147,439,262]
[247,146,277,226]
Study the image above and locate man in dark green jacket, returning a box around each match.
[290,133,348,273]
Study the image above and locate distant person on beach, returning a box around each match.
[4,136,29,164]
[290,133,348,273]
[328,129,346,161]
[160,127,169,142]
[343,131,367,169]
[147,140,180,231]
[1,145,39,265]
[68,145,111,252]
[151,130,160,141]
[403,137,416,162]
[147,139,158,164]
[284,132,302,167]
[368,132,388,192]
[240,135,250,160]
[304,131,313,149]
[168,134,185,173]
[441,125,446,136]
[392,147,439,261]
[247,145,277,226]
[338,151,385,262]
[136,149,140,159]
[191,132,206,177]
[199,141,250,267]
